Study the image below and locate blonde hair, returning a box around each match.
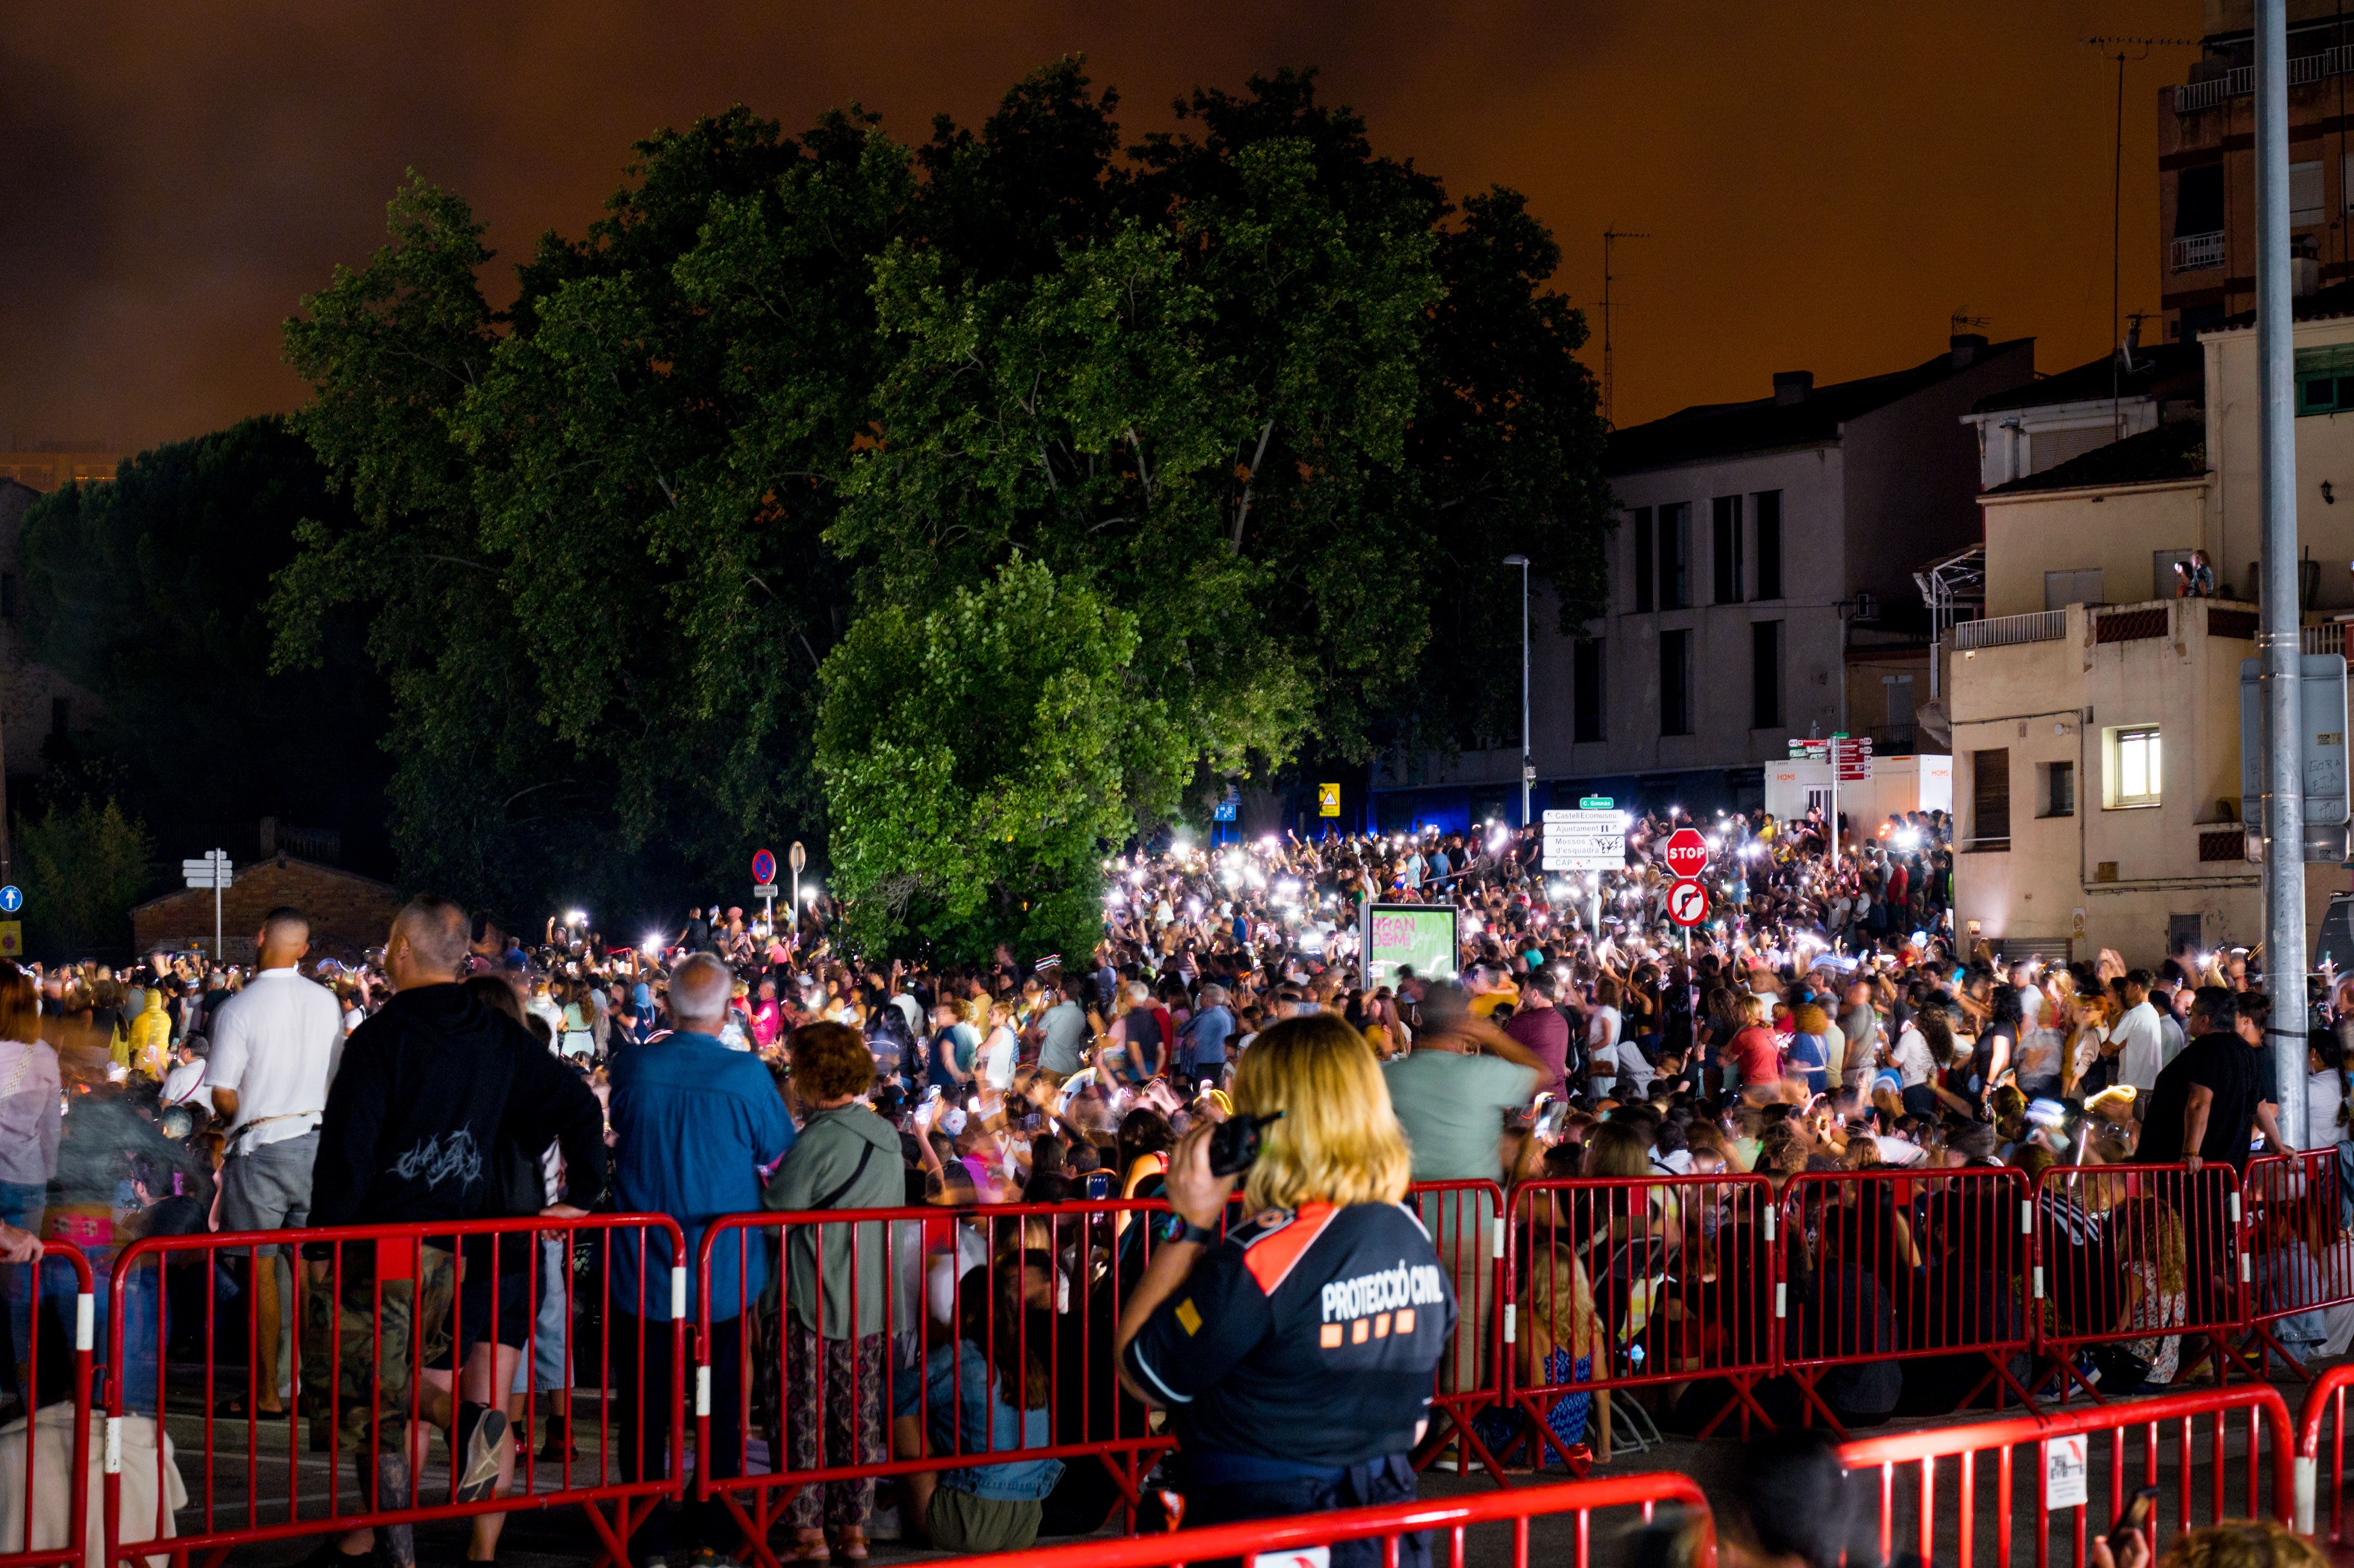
[1231,1014,1410,1211]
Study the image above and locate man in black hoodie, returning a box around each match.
[302,895,606,1568]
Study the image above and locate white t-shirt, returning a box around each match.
[1587,1005,1623,1081]
[977,1026,1018,1091]
[203,967,344,1155]
[1891,1024,1935,1088]
[2309,1069,2346,1152]
[2110,1001,2165,1092]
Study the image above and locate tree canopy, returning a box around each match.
[272,59,1610,952]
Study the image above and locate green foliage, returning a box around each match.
[18,416,391,867]
[816,557,1167,960]
[271,59,1612,948]
[15,796,154,960]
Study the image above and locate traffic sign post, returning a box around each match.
[1667,877,1708,927]
[0,885,21,915]
[1542,808,1628,936]
[788,841,807,944]
[1662,827,1708,880]
[181,848,232,961]
[752,847,779,932]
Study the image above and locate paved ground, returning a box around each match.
[129,1371,2319,1567]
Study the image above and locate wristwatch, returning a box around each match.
[1175,1219,1219,1246]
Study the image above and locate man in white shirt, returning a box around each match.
[2109,970,2166,1098]
[204,907,344,1417]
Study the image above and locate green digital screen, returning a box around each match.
[1362,904,1459,986]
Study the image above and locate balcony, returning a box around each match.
[2172,231,2226,273]
[1954,609,2066,652]
[2175,47,2354,113]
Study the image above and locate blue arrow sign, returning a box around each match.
[0,885,23,914]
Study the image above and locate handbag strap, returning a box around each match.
[809,1134,877,1212]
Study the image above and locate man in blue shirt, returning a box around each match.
[1182,985,1236,1092]
[607,953,795,1563]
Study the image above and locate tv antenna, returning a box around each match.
[1950,309,1991,336]
[2084,36,2195,439]
[1602,227,1649,427]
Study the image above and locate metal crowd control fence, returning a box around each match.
[1782,1167,2036,1428]
[922,1470,1714,1568]
[1840,1384,2295,1568]
[2242,1149,2354,1379]
[0,1243,94,1568]
[2293,1362,2354,1538]
[696,1198,1190,1568]
[1503,1173,1780,1447]
[2033,1162,2247,1402]
[100,1214,687,1568]
[1406,1179,1508,1481]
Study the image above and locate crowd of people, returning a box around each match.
[0,803,2344,1568]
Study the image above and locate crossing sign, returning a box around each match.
[1667,878,1709,928]
[1317,782,1341,817]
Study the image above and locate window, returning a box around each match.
[1632,507,1654,611]
[2296,344,2354,416]
[1883,673,1915,741]
[1573,640,1604,742]
[1750,620,1783,728]
[1972,748,2012,846]
[1712,495,1744,604]
[2294,160,2325,227]
[2108,724,2162,808]
[2045,567,2104,610]
[1753,490,1783,600]
[1659,629,1692,736]
[2176,165,2225,236]
[2040,760,2076,818]
[1657,502,1690,610]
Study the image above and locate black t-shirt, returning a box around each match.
[1122,1200,1456,1467]
[2135,1033,2261,1170]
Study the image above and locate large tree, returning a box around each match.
[271,60,1609,946]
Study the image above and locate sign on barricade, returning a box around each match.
[1780,1167,2036,1431]
[0,1243,94,1568]
[1503,1173,1780,1450]
[1842,1384,2295,1567]
[100,1215,687,1568]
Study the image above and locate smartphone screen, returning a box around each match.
[1084,1171,1111,1200]
[2109,1486,2157,1554]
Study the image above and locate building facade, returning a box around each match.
[1372,335,2029,829]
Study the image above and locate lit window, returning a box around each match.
[2111,725,2161,808]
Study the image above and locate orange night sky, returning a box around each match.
[1,0,2204,452]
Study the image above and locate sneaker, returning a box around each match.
[452,1402,509,1503]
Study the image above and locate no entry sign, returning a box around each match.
[1667,877,1709,927]
[1662,827,1708,879]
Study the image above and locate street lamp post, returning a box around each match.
[1505,554,1532,827]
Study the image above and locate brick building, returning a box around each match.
[132,854,402,964]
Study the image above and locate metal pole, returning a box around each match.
[1521,564,1532,828]
[1830,755,1841,870]
[213,857,224,964]
[2258,0,2312,1149]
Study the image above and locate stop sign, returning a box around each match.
[1662,826,1709,879]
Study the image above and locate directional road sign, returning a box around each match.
[1667,878,1709,927]
[0,885,22,915]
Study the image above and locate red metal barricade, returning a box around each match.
[2033,1163,2248,1403]
[921,1470,1715,1568]
[697,1198,1191,1568]
[101,1214,687,1568]
[2242,1149,2354,1380]
[0,1243,95,1568]
[2294,1362,2354,1538]
[1407,1179,1508,1484]
[1503,1173,1780,1449]
[1782,1168,2037,1430]
[1841,1384,2295,1568]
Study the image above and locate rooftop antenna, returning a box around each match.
[1950,309,1991,336]
[1602,227,1649,427]
[2084,36,2195,440]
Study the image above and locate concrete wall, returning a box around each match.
[2205,317,2354,611]
[1980,480,2213,619]
[1950,598,2263,966]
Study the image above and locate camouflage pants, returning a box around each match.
[301,1242,460,1458]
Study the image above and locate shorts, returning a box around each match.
[451,1233,537,1368]
[509,1235,571,1395]
[219,1131,319,1255]
[925,1487,1042,1553]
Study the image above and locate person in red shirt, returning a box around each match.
[1725,994,1784,1094]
